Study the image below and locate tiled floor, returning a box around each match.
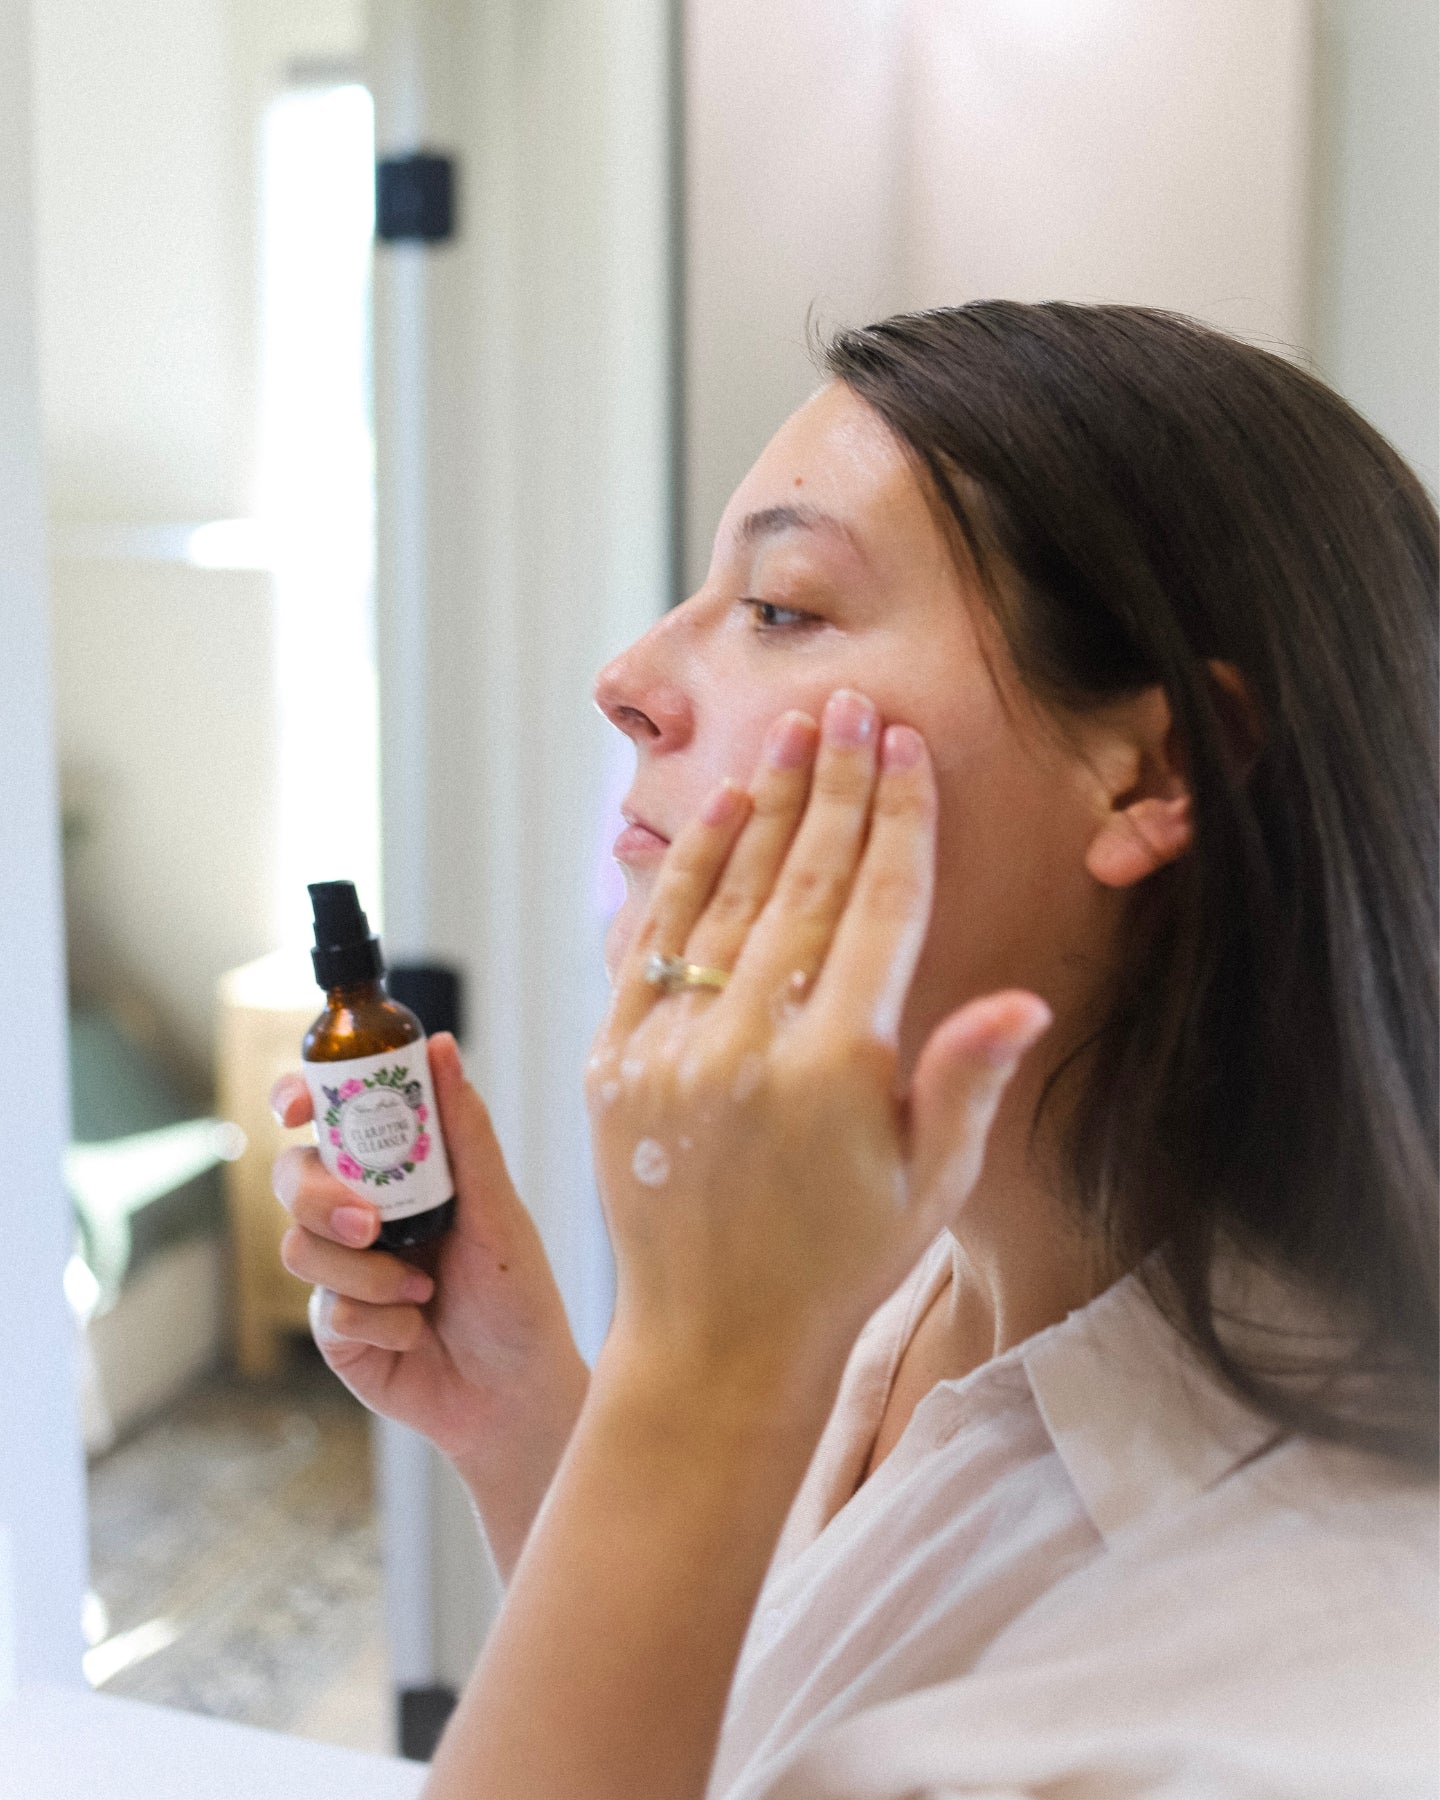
[86,1346,393,1755]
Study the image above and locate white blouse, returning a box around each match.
[709,1235,1438,1800]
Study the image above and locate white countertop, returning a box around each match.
[0,1682,428,1800]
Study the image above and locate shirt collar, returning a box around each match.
[1020,1258,1279,1545]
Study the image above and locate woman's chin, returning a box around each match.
[604,894,646,985]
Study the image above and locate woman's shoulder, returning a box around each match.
[756,1428,1436,1800]
[734,1256,1435,1800]
[970,1275,1436,1791]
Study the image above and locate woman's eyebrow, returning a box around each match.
[737,503,864,559]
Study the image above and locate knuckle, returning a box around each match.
[861,868,925,920]
[704,882,762,931]
[779,862,848,917]
[789,1025,887,1086]
[844,1030,894,1079]
[873,779,931,821]
[720,1044,770,1106]
[751,778,803,816]
[813,754,867,798]
[583,1056,615,1106]
[282,1228,332,1287]
[294,1172,345,1229]
[279,1226,308,1276]
[658,851,707,897]
[330,1295,364,1340]
[619,1036,662,1087]
[373,1256,417,1303]
[673,1042,712,1097]
[631,916,676,972]
[759,1044,817,1094]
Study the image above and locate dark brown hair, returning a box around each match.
[826,302,1438,1467]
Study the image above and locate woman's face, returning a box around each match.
[594,382,1119,1073]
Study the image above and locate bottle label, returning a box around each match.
[303,1036,453,1223]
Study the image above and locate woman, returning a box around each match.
[271,303,1438,1798]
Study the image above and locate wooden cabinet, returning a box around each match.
[216,953,320,1378]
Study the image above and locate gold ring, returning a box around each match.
[643,953,730,994]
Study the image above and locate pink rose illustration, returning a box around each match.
[329,1127,342,1146]
[340,1078,364,1098]
[416,1104,429,1123]
[336,1152,364,1182]
[412,1133,431,1163]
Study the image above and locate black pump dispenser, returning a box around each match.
[309,880,385,989]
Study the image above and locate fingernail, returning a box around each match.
[764,711,816,770]
[979,997,1054,1068]
[269,1076,300,1124]
[333,1205,376,1247]
[402,1270,435,1303]
[823,689,877,748]
[881,724,924,771]
[700,780,745,826]
[309,1285,343,1342]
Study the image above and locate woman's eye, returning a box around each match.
[741,598,819,633]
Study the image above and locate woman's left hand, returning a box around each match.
[587,687,1053,1399]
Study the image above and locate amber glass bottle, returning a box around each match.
[302,881,455,1251]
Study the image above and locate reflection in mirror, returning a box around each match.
[41,2,388,1750]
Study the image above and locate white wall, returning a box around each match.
[31,0,366,1075]
[30,0,253,523]
[684,0,1437,571]
[897,0,1312,345]
[30,0,365,525]
[51,561,281,1066]
[0,0,88,1686]
[682,0,906,592]
[682,0,1317,591]
[1311,0,1438,492]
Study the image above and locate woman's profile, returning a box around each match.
[271,302,1437,1799]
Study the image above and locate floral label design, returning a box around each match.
[302,1036,453,1222]
[322,1065,431,1186]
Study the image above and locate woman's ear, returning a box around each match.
[1081,685,1194,890]
[1205,658,1266,781]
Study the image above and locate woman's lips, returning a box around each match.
[613,821,670,864]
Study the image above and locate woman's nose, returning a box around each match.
[593,633,694,750]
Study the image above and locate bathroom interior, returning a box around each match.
[2,0,1435,1787]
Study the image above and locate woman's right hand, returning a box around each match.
[270,1032,589,1580]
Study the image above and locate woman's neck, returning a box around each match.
[939,1056,1117,1371]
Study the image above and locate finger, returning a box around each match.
[428,1033,527,1244]
[270,1072,313,1129]
[309,1283,344,1346]
[604,778,753,1040]
[726,688,880,1017]
[311,1285,428,1354]
[681,710,818,973]
[281,1225,434,1305]
[806,723,937,1046]
[272,1144,382,1248]
[908,991,1054,1221]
